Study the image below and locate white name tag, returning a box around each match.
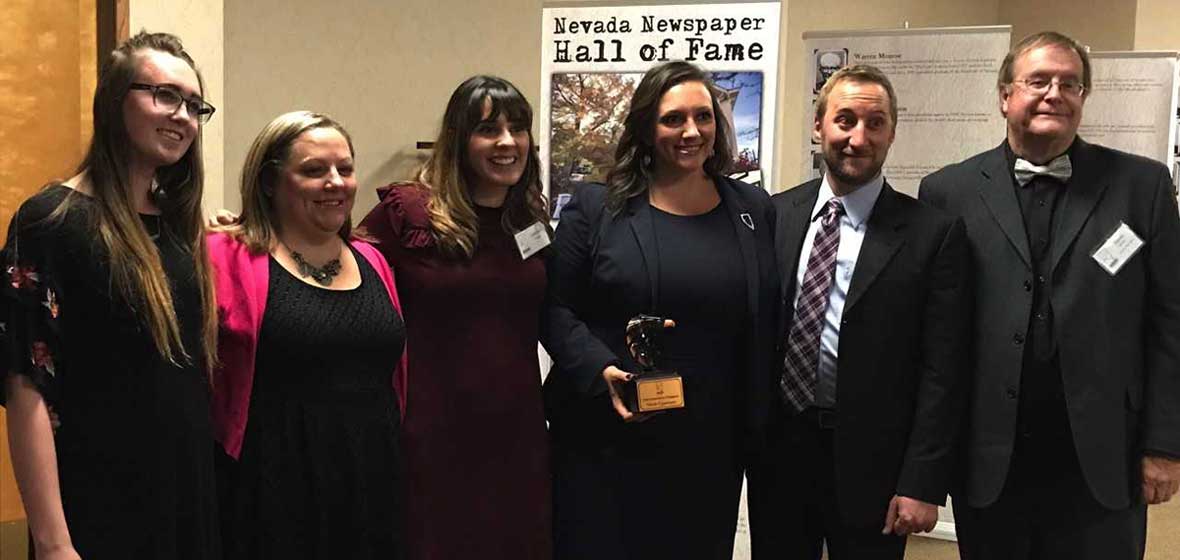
[514,221,551,260]
[1091,222,1144,276]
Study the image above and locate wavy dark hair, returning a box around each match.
[54,30,216,370]
[605,61,733,214]
[416,75,548,258]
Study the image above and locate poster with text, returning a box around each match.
[541,2,781,218]
[801,26,1010,196]
[1081,52,1179,184]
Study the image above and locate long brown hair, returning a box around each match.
[61,31,216,370]
[605,61,733,214]
[228,111,357,253]
[417,75,548,258]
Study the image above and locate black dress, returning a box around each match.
[615,203,747,558]
[549,199,748,559]
[1,185,220,559]
[218,247,406,560]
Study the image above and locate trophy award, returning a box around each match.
[621,315,685,413]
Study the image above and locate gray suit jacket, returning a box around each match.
[919,139,1180,509]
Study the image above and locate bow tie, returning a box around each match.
[1014,155,1072,186]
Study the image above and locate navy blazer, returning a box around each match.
[541,177,779,447]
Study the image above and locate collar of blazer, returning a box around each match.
[624,174,762,320]
[976,137,1109,274]
[777,179,907,314]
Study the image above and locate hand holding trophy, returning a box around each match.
[625,314,684,411]
[602,315,684,420]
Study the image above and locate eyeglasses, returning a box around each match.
[129,83,217,123]
[1010,77,1086,97]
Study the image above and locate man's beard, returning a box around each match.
[823,151,881,187]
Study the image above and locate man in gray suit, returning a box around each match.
[920,31,1180,559]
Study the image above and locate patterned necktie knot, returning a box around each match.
[821,199,845,227]
[1014,154,1072,186]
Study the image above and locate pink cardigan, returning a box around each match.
[207,232,408,459]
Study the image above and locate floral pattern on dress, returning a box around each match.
[7,264,39,290]
[2,219,63,413]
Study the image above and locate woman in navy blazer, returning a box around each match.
[542,61,779,559]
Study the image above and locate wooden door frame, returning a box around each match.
[96,0,129,70]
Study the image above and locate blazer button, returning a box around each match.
[1006,387,1018,399]
[1013,333,1024,345]
[1023,280,1033,292]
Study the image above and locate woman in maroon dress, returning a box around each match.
[358,75,551,560]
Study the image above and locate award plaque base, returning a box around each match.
[623,371,685,413]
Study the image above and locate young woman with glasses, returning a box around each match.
[2,32,220,560]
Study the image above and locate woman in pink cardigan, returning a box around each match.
[207,111,407,559]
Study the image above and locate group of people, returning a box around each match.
[1,27,1178,560]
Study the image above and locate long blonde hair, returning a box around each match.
[418,76,547,258]
[228,111,356,253]
[62,31,216,370]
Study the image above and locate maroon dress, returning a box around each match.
[359,183,551,560]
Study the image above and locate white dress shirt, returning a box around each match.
[792,173,884,408]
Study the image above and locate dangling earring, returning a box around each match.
[642,153,652,168]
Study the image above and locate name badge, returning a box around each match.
[514,221,551,260]
[1091,222,1144,276]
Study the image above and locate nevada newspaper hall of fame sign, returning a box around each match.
[540,2,781,219]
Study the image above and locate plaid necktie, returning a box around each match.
[780,198,845,413]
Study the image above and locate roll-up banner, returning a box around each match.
[801,26,1011,197]
[540,2,781,219]
[1081,51,1180,192]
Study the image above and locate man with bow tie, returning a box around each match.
[748,65,970,560]
[920,31,1180,559]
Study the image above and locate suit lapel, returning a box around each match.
[845,184,906,312]
[976,145,1033,270]
[716,177,760,319]
[778,180,821,303]
[1049,139,1109,275]
[626,195,660,311]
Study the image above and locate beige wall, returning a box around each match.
[223,0,543,217]
[1134,0,1180,51]
[998,0,1137,52]
[130,0,226,210]
[217,0,1164,200]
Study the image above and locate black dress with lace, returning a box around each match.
[218,247,406,560]
[1,185,219,559]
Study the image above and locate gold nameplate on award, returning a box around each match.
[635,374,685,412]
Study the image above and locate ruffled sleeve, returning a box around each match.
[358,182,435,265]
[1,196,65,408]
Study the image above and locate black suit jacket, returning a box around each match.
[753,179,970,528]
[919,139,1180,509]
[541,177,779,445]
